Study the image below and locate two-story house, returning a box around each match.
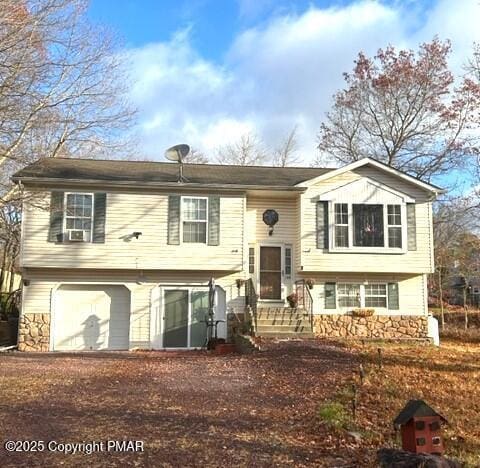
[12,157,442,351]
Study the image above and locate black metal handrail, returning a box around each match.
[295,279,314,331]
[245,278,258,334]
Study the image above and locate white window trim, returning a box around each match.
[336,282,389,311]
[387,204,403,249]
[327,201,407,254]
[63,192,94,242]
[333,203,349,248]
[180,196,209,244]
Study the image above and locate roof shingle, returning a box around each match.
[12,158,333,187]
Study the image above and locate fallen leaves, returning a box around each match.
[0,334,478,467]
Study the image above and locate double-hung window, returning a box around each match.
[387,205,402,248]
[336,283,390,309]
[338,284,361,308]
[364,284,387,307]
[182,197,208,243]
[64,193,93,241]
[334,203,349,247]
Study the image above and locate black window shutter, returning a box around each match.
[208,196,220,246]
[316,201,328,249]
[168,195,181,245]
[388,283,400,310]
[92,193,107,243]
[407,204,417,251]
[48,191,64,242]
[325,282,336,309]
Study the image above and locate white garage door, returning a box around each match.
[53,285,131,351]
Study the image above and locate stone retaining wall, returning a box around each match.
[314,314,428,339]
[18,314,50,351]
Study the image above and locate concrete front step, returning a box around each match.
[255,307,313,338]
[257,325,312,333]
[256,318,311,326]
[257,310,309,319]
[256,331,315,339]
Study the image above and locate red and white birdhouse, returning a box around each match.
[394,400,447,455]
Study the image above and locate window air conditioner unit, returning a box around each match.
[68,230,88,242]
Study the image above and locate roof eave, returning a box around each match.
[12,176,307,192]
[296,158,446,195]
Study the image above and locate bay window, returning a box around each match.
[326,202,406,251]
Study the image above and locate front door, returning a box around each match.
[260,246,282,300]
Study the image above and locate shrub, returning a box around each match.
[318,401,349,429]
[351,308,375,317]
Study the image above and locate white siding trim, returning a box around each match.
[296,158,444,194]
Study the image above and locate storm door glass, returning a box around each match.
[260,246,282,300]
[190,291,209,347]
[163,290,188,347]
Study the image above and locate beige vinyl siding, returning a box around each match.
[295,195,302,273]
[22,268,247,348]
[22,190,244,271]
[353,166,431,202]
[245,196,298,298]
[300,168,434,273]
[302,273,426,316]
[245,196,297,245]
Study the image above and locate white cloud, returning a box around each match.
[129,0,480,164]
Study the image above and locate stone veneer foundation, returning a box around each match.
[18,314,50,351]
[314,314,428,339]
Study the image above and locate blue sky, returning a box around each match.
[87,0,480,167]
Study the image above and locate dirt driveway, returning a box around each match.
[0,340,372,467]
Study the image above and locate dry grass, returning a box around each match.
[348,331,480,467]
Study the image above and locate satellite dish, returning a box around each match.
[164,144,190,183]
[165,144,190,163]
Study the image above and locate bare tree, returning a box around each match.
[184,148,210,164]
[0,0,136,187]
[0,203,21,292]
[432,197,480,328]
[216,133,267,166]
[0,0,137,295]
[316,39,480,182]
[272,126,301,167]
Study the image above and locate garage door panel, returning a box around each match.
[54,285,130,351]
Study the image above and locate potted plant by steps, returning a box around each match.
[286,293,298,308]
[305,278,315,290]
[351,308,375,318]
